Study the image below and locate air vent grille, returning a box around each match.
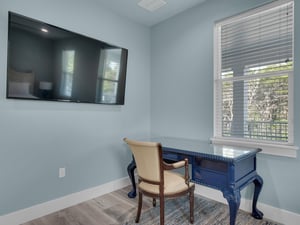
[138,0,167,12]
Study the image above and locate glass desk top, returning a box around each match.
[149,137,261,162]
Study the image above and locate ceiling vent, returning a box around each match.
[138,0,167,12]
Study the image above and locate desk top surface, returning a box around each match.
[149,137,261,161]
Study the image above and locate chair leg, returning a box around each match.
[135,192,143,223]
[160,196,164,225]
[190,187,195,224]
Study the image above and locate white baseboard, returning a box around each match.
[0,177,130,225]
[1,178,299,225]
[195,185,300,225]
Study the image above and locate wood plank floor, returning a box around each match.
[22,186,147,225]
[22,185,281,225]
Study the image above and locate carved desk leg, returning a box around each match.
[224,189,241,225]
[127,157,137,198]
[252,175,264,219]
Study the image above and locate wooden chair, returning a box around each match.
[123,138,195,225]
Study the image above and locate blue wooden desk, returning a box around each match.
[127,137,263,225]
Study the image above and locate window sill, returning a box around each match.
[211,137,298,158]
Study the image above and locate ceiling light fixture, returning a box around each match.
[41,28,48,33]
[138,0,167,12]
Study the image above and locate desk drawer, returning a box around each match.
[192,157,228,188]
[194,157,228,172]
[192,168,227,188]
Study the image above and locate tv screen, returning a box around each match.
[7,12,128,105]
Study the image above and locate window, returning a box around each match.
[213,0,297,157]
[60,50,75,98]
[96,49,122,104]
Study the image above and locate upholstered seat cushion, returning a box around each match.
[139,171,195,196]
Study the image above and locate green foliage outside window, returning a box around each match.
[222,61,292,141]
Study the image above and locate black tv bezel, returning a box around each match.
[6,11,128,105]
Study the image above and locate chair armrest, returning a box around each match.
[163,158,190,185]
[163,159,186,170]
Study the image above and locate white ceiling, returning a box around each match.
[95,0,207,26]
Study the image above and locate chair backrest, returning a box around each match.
[124,138,162,183]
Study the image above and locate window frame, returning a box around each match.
[212,0,298,157]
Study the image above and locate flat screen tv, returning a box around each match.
[6,12,128,105]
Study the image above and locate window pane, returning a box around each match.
[102,49,121,80]
[101,80,118,104]
[222,73,288,142]
[61,50,75,97]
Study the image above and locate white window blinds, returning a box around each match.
[214,0,294,143]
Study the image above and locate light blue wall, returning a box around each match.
[151,0,300,214]
[0,0,151,215]
[1,0,300,218]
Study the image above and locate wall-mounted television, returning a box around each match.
[6,12,128,105]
